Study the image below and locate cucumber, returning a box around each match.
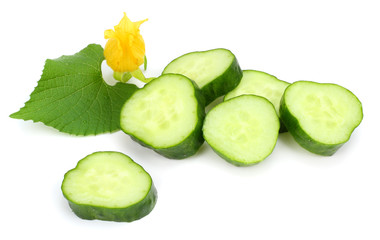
[203,95,280,166]
[280,81,363,156]
[162,48,243,105]
[120,73,205,159]
[61,151,157,222]
[224,70,290,132]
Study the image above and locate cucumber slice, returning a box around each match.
[280,81,363,156]
[61,151,157,222]
[162,48,243,105]
[203,95,280,166]
[224,70,290,132]
[120,74,205,159]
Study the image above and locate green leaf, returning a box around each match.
[10,44,139,136]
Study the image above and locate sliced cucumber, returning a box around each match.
[120,74,205,159]
[61,151,157,222]
[162,48,243,105]
[224,70,290,132]
[203,95,280,166]
[280,81,363,156]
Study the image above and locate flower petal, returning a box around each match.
[104,29,116,39]
[104,13,147,73]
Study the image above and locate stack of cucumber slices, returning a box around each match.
[120,48,362,161]
[62,48,363,222]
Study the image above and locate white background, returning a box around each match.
[1,0,379,239]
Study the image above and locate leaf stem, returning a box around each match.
[131,69,153,83]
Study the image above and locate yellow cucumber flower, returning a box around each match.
[104,13,147,73]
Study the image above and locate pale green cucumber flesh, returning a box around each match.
[203,95,280,166]
[163,48,242,105]
[120,74,205,159]
[225,70,289,116]
[225,70,290,132]
[280,81,363,155]
[61,151,157,222]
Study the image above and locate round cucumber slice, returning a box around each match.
[203,95,280,166]
[280,81,363,156]
[162,48,242,105]
[120,74,205,159]
[224,70,290,132]
[61,151,157,222]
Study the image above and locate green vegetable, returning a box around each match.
[203,95,280,166]
[162,48,243,105]
[10,44,138,135]
[61,151,157,222]
[224,70,290,132]
[120,74,205,159]
[280,81,363,156]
